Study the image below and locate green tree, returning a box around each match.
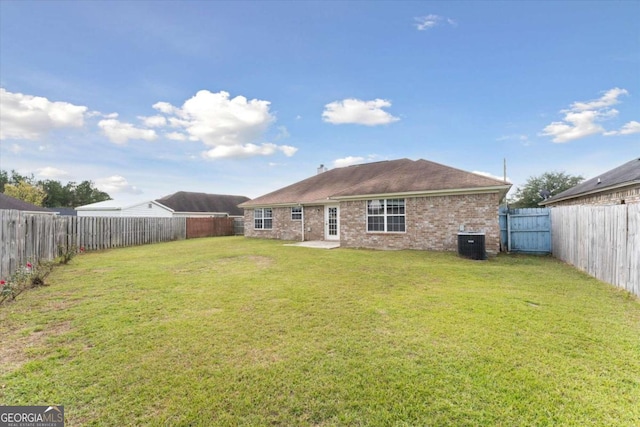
[0,170,35,192]
[72,180,111,206]
[509,171,584,208]
[0,170,7,193]
[4,181,47,206]
[1,169,111,207]
[41,180,73,207]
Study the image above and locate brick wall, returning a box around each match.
[243,193,502,254]
[547,186,640,207]
[340,193,502,255]
[243,206,325,241]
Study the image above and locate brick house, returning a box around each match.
[239,159,511,255]
[540,157,640,207]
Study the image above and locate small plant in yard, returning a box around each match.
[57,245,84,265]
[0,261,54,306]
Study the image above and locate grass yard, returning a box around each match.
[1,237,639,426]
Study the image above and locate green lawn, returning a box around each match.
[1,237,639,426]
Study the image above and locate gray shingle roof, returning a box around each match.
[0,193,55,213]
[240,158,511,207]
[156,191,250,216]
[541,157,640,205]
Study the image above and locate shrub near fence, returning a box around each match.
[551,204,640,297]
[0,210,186,281]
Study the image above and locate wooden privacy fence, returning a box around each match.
[499,207,551,253]
[0,210,187,281]
[186,217,235,239]
[551,204,639,297]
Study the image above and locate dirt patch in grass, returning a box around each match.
[0,321,73,376]
[221,255,274,268]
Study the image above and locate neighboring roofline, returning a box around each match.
[539,180,640,205]
[18,210,58,215]
[240,185,512,208]
[77,200,174,212]
[75,206,122,211]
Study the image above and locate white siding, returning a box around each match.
[122,202,173,217]
[77,201,173,217]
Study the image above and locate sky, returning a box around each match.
[1,0,638,204]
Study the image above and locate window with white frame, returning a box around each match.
[254,208,273,229]
[367,199,405,232]
[291,206,302,220]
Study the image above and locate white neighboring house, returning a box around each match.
[75,192,251,218]
[75,200,174,217]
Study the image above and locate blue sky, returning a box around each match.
[1,1,638,203]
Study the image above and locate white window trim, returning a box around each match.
[366,198,406,233]
[291,206,302,221]
[254,208,273,230]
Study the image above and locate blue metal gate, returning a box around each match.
[499,207,551,254]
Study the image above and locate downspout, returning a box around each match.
[300,205,305,242]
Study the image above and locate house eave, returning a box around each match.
[539,181,640,205]
[330,185,512,201]
[241,202,305,209]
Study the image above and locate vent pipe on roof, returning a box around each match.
[317,164,327,174]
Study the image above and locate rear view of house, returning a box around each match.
[239,158,511,255]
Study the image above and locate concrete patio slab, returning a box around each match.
[284,241,340,249]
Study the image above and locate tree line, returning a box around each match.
[508,171,584,208]
[1,170,111,208]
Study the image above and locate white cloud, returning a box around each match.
[540,88,636,143]
[150,90,296,159]
[570,88,628,111]
[497,134,531,146]
[165,131,188,141]
[98,118,158,145]
[279,145,298,157]
[334,156,365,168]
[322,98,399,126]
[414,14,457,31]
[36,167,71,179]
[473,170,510,183]
[139,115,167,127]
[95,175,143,194]
[152,101,178,115]
[275,126,290,140]
[603,120,640,136]
[157,90,274,145]
[0,88,87,140]
[333,154,379,168]
[202,143,297,160]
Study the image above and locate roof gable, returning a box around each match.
[542,158,640,204]
[156,191,250,216]
[241,158,510,207]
